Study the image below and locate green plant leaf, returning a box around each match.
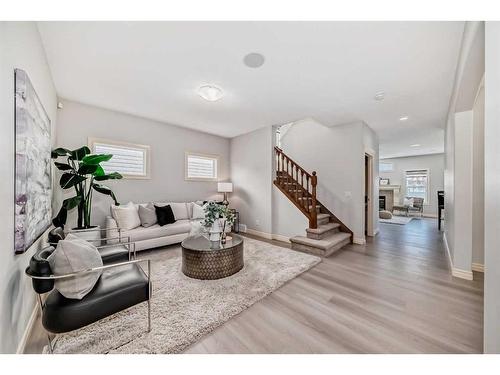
[82,154,112,165]
[77,163,99,175]
[51,147,71,158]
[54,162,74,171]
[52,196,81,228]
[70,146,91,161]
[60,173,87,189]
[94,172,123,181]
[92,183,119,205]
[92,165,105,177]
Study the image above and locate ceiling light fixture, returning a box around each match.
[410,144,421,147]
[374,92,385,101]
[399,116,409,121]
[198,85,224,102]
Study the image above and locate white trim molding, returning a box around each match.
[443,233,474,280]
[16,301,39,354]
[472,263,485,272]
[353,237,366,245]
[244,228,291,243]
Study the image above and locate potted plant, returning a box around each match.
[51,146,122,234]
[202,201,235,242]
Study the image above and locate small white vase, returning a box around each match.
[209,219,221,242]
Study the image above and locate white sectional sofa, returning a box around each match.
[106,201,204,251]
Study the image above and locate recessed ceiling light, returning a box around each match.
[410,144,421,147]
[374,92,385,101]
[243,52,265,68]
[198,85,224,102]
[399,116,409,121]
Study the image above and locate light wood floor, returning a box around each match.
[25,218,484,354]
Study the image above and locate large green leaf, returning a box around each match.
[52,196,82,228]
[51,147,71,159]
[94,172,123,181]
[82,154,112,165]
[60,173,87,189]
[92,183,119,205]
[70,146,91,161]
[54,162,74,171]
[77,163,99,175]
[92,165,105,177]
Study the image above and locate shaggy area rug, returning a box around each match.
[47,237,321,354]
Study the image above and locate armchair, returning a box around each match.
[26,245,152,353]
[48,227,135,264]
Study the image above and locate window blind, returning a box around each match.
[186,154,217,180]
[93,142,148,177]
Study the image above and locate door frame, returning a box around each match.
[364,149,375,237]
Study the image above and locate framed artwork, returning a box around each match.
[14,69,52,254]
[380,178,390,186]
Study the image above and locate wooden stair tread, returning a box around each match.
[290,232,351,250]
[317,213,330,221]
[306,222,340,235]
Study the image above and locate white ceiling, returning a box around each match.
[38,21,464,155]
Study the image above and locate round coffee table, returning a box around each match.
[181,235,244,280]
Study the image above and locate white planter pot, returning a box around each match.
[209,220,222,242]
[70,225,101,244]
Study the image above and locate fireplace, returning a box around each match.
[379,196,386,210]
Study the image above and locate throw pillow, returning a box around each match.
[155,204,176,226]
[138,203,157,228]
[155,202,189,220]
[403,198,414,207]
[111,202,141,230]
[188,220,204,237]
[191,203,205,220]
[47,234,103,300]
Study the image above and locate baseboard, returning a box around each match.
[452,268,474,280]
[244,228,291,243]
[373,228,380,236]
[472,263,485,273]
[16,300,39,354]
[353,237,366,245]
[423,213,438,218]
[443,232,453,269]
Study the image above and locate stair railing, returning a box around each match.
[274,146,317,229]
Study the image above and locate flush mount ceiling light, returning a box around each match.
[243,52,265,68]
[410,144,421,147]
[374,92,385,101]
[399,116,409,121]
[198,85,224,102]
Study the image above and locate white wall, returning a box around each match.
[380,154,445,217]
[472,83,485,266]
[56,100,230,228]
[0,22,58,353]
[230,126,274,234]
[484,20,500,354]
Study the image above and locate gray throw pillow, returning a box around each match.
[139,203,157,227]
[48,233,103,300]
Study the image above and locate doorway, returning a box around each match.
[365,152,374,237]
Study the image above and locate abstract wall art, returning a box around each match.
[14,68,52,254]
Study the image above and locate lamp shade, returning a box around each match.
[218,182,233,193]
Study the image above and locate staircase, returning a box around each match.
[274,146,353,257]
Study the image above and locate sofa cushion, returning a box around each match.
[111,202,141,230]
[122,220,192,242]
[47,234,103,300]
[191,203,205,220]
[156,202,189,220]
[155,204,176,226]
[138,203,157,228]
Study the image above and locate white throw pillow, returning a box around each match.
[403,198,414,207]
[48,234,103,300]
[111,201,141,230]
[191,203,205,220]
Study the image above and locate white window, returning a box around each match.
[185,152,218,181]
[379,162,394,172]
[405,169,429,203]
[88,138,150,179]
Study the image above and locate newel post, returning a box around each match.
[310,171,318,229]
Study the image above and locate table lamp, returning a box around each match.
[218,182,233,205]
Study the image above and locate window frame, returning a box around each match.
[379,162,394,172]
[404,168,430,204]
[185,151,219,182]
[88,137,151,180]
